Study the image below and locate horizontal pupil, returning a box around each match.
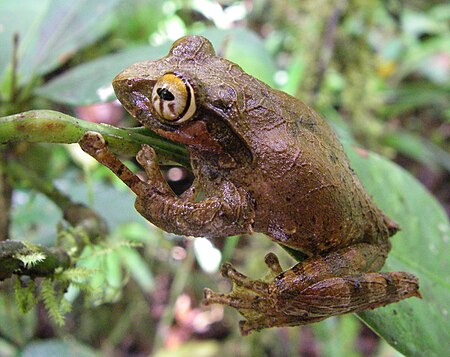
[156,87,175,101]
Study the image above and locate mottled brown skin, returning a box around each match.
[79,36,420,335]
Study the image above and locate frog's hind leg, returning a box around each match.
[278,271,420,321]
[204,253,284,330]
[204,252,282,304]
[204,243,420,335]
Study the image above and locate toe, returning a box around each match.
[79,131,106,154]
[264,253,283,275]
[136,145,157,165]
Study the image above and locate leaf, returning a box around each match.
[15,252,46,268]
[0,0,120,86]
[40,279,70,326]
[62,172,150,230]
[35,28,276,106]
[118,247,155,293]
[195,28,277,86]
[153,341,220,357]
[344,143,450,356]
[0,294,37,345]
[10,190,61,246]
[20,338,100,357]
[0,338,17,357]
[35,44,171,105]
[382,130,450,172]
[383,82,448,116]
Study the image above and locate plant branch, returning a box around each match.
[0,199,108,280]
[312,5,343,99]
[0,110,145,280]
[6,152,108,237]
[0,153,12,241]
[0,241,71,280]
[7,160,72,210]
[0,110,190,167]
[6,157,109,246]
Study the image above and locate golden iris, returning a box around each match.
[151,73,196,123]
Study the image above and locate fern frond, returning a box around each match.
[40,279,69,326]
[60,267,95,282]
[14,278,38,313]
[81,241,143,259]
[59,267,97,295]
[67,280,95,295]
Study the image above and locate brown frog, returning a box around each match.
[79,35,420,335]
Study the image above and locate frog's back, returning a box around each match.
[231,74,396,255]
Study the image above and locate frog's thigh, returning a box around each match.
[282,271,420,318]
[240,270,419,334]
[271,243,420,322]
[278,242,390,291]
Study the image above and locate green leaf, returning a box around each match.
[76,246,123,305]
[10,190,61,246]
[153,341,220,357]
[118,247,155,293]
[0,338,17,357]
[314,316,361,357]
[382,130,450,172]
[35,44,171,106]
[21,338,100,357]
[0,294,37,345]
[196,28,277,86]
[35,28,276,106]
[344,143,450,356]
[383,82,449,116]
[40,279,70,326]
[0,0,48,85]
[0,0,120,86]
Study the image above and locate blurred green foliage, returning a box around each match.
[0,0,448,356]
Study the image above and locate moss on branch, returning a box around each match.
[0,241,71,280]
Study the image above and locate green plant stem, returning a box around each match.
[152,242,196,353]
[7,160,72,210]
[0,110,190,167]
[6,156,109,256]
[0,153,12,241]
[10,34,19,104]
[6,159,108,248]
[0,193,107,279]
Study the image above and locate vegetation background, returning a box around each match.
[0,1,448,356]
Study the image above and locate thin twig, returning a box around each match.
[7,160,72,210]
[312,6,343,99]
[0,154,12,241]
[10,33,20,104]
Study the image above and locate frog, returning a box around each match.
[79,35,420,335]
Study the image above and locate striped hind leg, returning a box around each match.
[204,244,420,335]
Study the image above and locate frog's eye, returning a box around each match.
[151,73,196,124]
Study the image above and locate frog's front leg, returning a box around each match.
[204,244,420,335]
[79,132,255,238]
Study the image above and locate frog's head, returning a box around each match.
[113,36,213,146]
[112,36,251,162]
